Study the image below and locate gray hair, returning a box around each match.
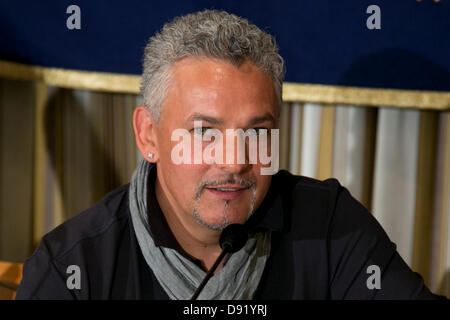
[140,9,285,122]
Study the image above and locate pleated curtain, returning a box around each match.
[0,78,449,297]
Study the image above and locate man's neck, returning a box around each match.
[154,175,224,272]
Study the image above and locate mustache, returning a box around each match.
[193,176,256,200]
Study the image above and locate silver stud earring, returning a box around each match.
[148,153,154,159]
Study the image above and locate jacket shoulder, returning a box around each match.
[273,170,343,238]
[39,184,131,260]
[275,169,341,191]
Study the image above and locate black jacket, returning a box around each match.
[16,168,440,299]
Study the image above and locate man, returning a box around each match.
[16,10,441,300]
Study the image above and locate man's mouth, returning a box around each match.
[205,185,249,200]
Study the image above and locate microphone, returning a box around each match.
[190,224,248,300]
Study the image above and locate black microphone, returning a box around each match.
[190,224,248,300]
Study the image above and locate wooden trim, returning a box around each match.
[283,83,450,110]
[0,60,141,94]
[0,285,17,300]
[0,261,23,285]
[0,261,22,299]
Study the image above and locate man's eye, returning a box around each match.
[193,127,212,136]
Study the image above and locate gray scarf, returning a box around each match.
[128,159,271,300]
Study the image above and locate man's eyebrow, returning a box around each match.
[248,113,275,126]
[187,113,223,125]
[187,112,275,126]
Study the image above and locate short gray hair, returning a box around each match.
[140,9,285,122]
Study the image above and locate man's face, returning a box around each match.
[153,57,278,231]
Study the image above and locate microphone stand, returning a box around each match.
[190,245,230,300]
[190,224,247,300]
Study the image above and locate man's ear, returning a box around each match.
[133,106,159,162]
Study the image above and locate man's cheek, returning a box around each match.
[174,171,203,205]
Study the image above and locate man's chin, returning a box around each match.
[193,192,256,229]
[194,211,248,229]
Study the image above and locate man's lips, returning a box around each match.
[205,185,249,200]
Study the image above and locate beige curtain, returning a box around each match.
[279,102,450,297]
[1,78,449,298]
[0,79,139,261]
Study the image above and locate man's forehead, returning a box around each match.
[162,57,277,122]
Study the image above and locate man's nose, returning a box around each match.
[216,134,252,175]
[217,161,251,175]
